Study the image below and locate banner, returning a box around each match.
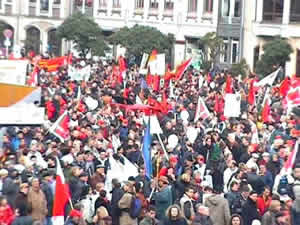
[224,94,241,118]
[68,65,91,81]
[0,107,44,124]
[0,83,41,107]
[0,60,28,85]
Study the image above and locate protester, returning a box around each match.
[0,52,298,225]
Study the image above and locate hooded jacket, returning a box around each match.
[204,194,231,225]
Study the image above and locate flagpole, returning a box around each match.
[156,133,169,161]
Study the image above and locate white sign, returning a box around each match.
[149,54,165,75]
[224,94,241,118]
[68,65,91,81]
[0,60,28,85]
[0,107,45,124]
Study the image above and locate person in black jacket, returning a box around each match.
[12,204,34,225]
[241,191,261,225]
[14,183,30,216]
[40,170,55,225]
[110,178,124,225]
[135,166,151,197]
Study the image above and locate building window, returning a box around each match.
[231,39,239,64]
[188,0,197,13]
[220,38,228,63]
[40,0,49,11]
[234,0,241,17]
[54,0,61,4]
[290,0,300,22]
[149,0,158,9]
[112,0,121,8]
[30,0,36,2]
[204,0,213,13]
[263,0,283,23]
[99,0,107,8]
[135,0,144,9]
[222,0,229,16]
[165,0,174,10]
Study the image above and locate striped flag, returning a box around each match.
[52,157,70,225]
[49,111,70,142]
[194,96,210,122]
[283,141,299,175]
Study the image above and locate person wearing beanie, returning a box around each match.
[154,176,173,221]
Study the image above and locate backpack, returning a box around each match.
[129,196,142,219]
[278,175,289,195]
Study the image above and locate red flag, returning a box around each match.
[49,111,70,142]
[146,74,153,86]
[283,141,299,175]
[279,77,291,97]
[225,75,233,93]
[214,95,221,113]
[152,75,160,91]
[174,58,192,80]
[27,66,39,86]
[262,97,271,123]
[248,79,255,105]
[52,157,70,225]
[118,56,127,78]
[39,56,68,72]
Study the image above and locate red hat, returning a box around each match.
[69,209,82,218]
[169,156,178,163]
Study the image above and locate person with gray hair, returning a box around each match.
[192,203,212,225]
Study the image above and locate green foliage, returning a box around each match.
[109,25,174,60]
[231,58,249,78]
[198,32,224,71]
[255,36,293,77]
[57,12,109,57]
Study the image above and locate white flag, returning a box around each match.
[255,68,281,87]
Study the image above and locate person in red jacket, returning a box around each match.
[0,196,15,225]
[256,186,272,216]
[45,97,56,121]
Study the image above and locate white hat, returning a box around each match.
[262,152,270,157]
[252,220,261,225]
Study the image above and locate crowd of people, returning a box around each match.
[0,53,299,225]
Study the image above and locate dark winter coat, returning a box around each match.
[11,216,33,225]
[154,186,173,220]
[41,181,54,216]
[15,192,29,216]
[162,218,188,225]
[241,198,261,225]
[110,186,124,225]
[2,176,18,208]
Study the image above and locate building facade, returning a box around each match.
[216,0,244,69]
[91,0,219,65]
[243,0,300,76]
[0,0,71,56]
[0,0,219,65]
